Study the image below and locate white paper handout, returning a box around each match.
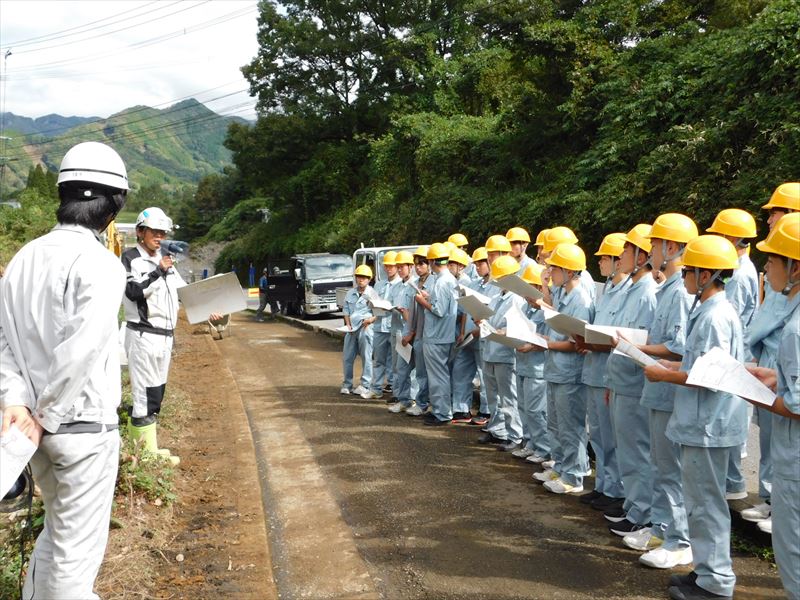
[543,308,587,339]
[368,296,394,317]
[457,295,496,321]
[458,285,492,305]
[336,324,356,333]
[176,272,248,324]
[492,274,544,301]
[585,325,649,357]
[395,332,413,364]
[615,339,663,368]
[0,424,37,500]
[687,347,776,406]
[479,321,495,339]
[503,304,548,349]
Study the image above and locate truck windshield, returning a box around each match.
[304,256,353,280]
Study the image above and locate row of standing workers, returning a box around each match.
[339,182,800,600]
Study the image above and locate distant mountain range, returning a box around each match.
[0,99,249,192]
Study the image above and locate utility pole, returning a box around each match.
[0,49,12,204]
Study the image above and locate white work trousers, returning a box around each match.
[126,330,173,420]
[23,430,120,600]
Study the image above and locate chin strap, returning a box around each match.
[657,240,685,272]
[782,258,800,296]
[689,267,724,313]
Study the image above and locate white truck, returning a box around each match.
[335,244,418,309]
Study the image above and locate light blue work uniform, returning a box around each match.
[423,269,458,421]
[640,271,691,550]
[581,277,630,499]
[516,304,550,458]
[342,286,375,390]
[544,284,594,486]
[771,293,800,600]
[725,253,760,494]
[482,291,524,443]
[517,254,534,274]
[371,277,401,393]
[746,284,789,500]
[606,274,658,525]
[667,292,747,598]
[580,270,597,301]
[463,261,478,282]
[393,279,419,408]
[410,274,433,411]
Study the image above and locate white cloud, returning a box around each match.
[0,0,260,120]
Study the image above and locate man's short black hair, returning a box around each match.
[57,182,126,230]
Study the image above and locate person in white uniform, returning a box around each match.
[0,141,129,600]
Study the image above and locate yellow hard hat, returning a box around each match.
[706,208,757,239]
[542,226,578,253]
[427,242,450,260]
[382,251,398,265]
[448,248,470,266]
[490,255,520,280]
[443,241,457,253]
[682,235,739,270]
[533,229,550,246]
[413,245,430,258]
[546,243,587,272]
[521,263,545,286]
[647,213,699,244]
[355,264,373,278]
[448,233,469,247]
[506,227,531,243]
[623,224,653,253]
[762,182,800,212]
[395,250,414,265]
[472,246,488,262]
[756,213,800,261]
[485,235,512,253]
[595,233,627,257]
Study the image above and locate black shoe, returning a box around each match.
[669,571,698,588]
[668,581,732,600]
[579,490,604,505]
[608,519,649,537]
[423,414,450,426]
[497,440,521,452]
[603,506,628,523]
[451,412,473,423]
[591,495,624,511]
[383,384,393,394]
[477,432,505,445]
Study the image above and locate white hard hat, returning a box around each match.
[136,207,173,231]
[57,141,129,190]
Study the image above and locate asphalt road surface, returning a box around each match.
[218,312,782,600]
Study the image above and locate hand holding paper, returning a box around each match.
[0,424,38,500]
[687,347,776,406]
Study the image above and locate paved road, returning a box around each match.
[217,314,781,600]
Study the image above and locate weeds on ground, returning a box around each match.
[731,530,775,564]
[0,500,43,600]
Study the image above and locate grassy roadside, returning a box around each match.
[0,371,188,600]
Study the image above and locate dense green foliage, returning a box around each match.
[174,1,800,273]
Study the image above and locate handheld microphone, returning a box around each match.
[160,240,190,256]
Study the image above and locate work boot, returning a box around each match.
[128,422,180,466]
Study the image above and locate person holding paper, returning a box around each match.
[533,244,594,494]
[740,183,800,531]
[539,226,597,307]
[621,214,698,569]
[578,233,630,512]
[405,246,433,417]
[364,251,401,399]
[476,256,526,450]
[0,142,129,599]
[513,263,552,463]
[417,243,458,425]
[744,213,800,599]
[448,247,472,286]
[341,265,377,396]
[466,247,497,425]
[388,252,418,413]
[449,233,478,281]
[642,235,746,600]
[707,208,760,501]
[506,227,534,273]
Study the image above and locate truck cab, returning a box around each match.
[335,245,418,309]
[268,253,354,318]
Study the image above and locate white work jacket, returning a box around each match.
[121,244,186,332]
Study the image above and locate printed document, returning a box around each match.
[395,333,413,363]
[457,295,495,321]
[177,272,248,324]
[0,424,37,500]
[491,274,544,301]
[543,308,587,339]
[459,285,492,305]
[687,347,776,406]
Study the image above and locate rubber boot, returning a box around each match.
[128,422,180,466]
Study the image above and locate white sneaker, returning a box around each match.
[542,459,555,469]
[757,518,772,534]
[543,478,584,494]
[388,401,406,413]
[512,447,535,459]
[532,468,559,482]
[353,385,368,396]
[725,490,748,501]
[741,502,771,522]
[406,404,424,416]
[623,526,663,551]
[340,387,351,395]
[639,546,693,569]
[525,453,548,464]
[360,390,383,400]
